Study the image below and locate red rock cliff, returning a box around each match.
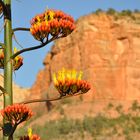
[30,13,140,101]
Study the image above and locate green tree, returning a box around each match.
[120,9,132,16]
[107,8,116,15]
[95,8,103,14]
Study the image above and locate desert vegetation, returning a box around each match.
[10,100,140,140]
[95,8,140,22]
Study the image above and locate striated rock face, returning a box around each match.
[30,13,140,101]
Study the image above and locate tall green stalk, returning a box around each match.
[3,0,13,139]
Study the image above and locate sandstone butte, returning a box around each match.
[30,13,140,104]
[0,13,140,112]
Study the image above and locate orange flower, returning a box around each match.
[53,68,91,96]
[19,135,40,140]
[13,48,23,70]
[19,128,41,140]
[30,9,75,41]
[1,104,33,125]
[14,55,23,70]
[0,49,4,59]
[0,48,23,70]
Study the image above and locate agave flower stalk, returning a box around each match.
[3,0,13,139]
[0,1,90,139]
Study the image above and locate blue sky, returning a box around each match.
[3,0,139,88]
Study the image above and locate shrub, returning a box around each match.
[107,8,116,15]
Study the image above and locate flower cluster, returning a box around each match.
[19,134,41,140]
[53,68,91,97]
[30,9,75,41]
[19,128,41,140]
[0,48,23,70]
[1,104,33,125]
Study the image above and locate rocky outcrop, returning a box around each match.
[30,13,140,101]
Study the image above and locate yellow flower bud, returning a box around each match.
[53,73,58,86]
[28,128,32,139]
[14,47,18,53]
[78,71,83,80]
[48,11,55,20]
[71,69,77,80]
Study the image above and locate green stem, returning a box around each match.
[8,124,17,140]
[3,0,13,140]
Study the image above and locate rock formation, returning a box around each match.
[30,13,140,102]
